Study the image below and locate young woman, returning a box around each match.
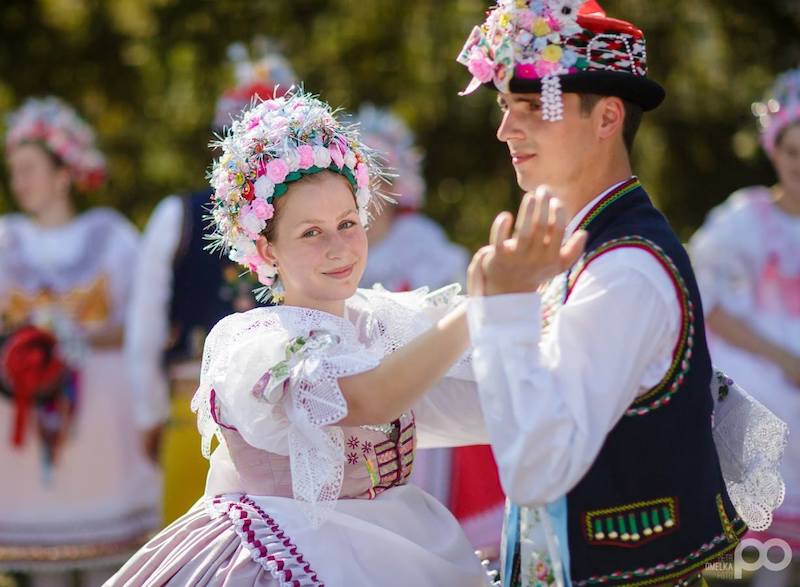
[0,97,160,586]
[108,90,497,586]
[690,67,800,587]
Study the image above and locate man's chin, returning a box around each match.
[515,170,543,193]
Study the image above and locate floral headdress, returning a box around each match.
[457,0,664,120]
[355,104,424,210]
[5,97,106,192]
[213,38,298,131]
[207,88,387,301]
[753,67,800,158]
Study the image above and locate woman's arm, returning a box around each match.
[338,303,470,426]
[707,305,800,386]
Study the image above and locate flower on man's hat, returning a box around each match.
[457,0,664,119]
[551,0,584,35]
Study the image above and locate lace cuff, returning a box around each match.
[711,369,788,531]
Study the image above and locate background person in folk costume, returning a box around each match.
[125,38,296,525]
[0,97,159,586]
[690,66,800,587]
[456,1,785,586]
[355,104,503,558]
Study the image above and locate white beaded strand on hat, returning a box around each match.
[541,75,564,121]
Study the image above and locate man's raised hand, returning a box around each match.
[467,186,588,297]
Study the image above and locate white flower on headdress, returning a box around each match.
[344,149,357,170]
[284,149,301,172]
[548,0,584,36]
[313,145,332,169]
[254,175,275,199]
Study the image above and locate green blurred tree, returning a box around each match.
[0,0,798,248]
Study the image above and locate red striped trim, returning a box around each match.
[565,237,694,415]
[210,389,238,431]
[213,494,324,586]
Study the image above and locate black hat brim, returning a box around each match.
[496,70,666,111]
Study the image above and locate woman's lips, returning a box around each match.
[323,264,354,279]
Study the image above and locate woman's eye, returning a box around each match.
[302,229,320,238]
[339,220,356,230]
[529,101,542,111]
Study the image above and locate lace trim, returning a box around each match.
[711,370,788,531]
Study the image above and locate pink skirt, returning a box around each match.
[108,488,491,586]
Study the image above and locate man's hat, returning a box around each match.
[457,0,665,120]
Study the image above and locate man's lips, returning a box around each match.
[323,264,355,279]
[511,153,536,165]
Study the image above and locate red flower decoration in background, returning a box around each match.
[1,326,66,447]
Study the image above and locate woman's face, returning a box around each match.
[258,172,368,313]
[773,124,800,197]
[6,142,71,216]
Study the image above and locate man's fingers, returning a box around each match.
[514,192,537,241]
[544,198,567,252]
[467,246,491,296]
[490,211,514,251]
[559,229,588,272]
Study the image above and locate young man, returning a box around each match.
[458,1,745,586]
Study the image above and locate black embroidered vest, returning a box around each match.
[556,179,745,586]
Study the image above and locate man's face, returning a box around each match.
[496,92,596,193]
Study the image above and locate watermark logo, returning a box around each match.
[733,538,792,579]
[705,538,792,580]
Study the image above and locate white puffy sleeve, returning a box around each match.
[191,309,380,525]
[689,190,764,317]
[124,196,183,429]
[97,208,141,327]
[355,285,489,448]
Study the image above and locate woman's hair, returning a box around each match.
[261,170,357,243]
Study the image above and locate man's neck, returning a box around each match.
[559,164,634,222]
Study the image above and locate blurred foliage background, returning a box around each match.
[1,0,799,249]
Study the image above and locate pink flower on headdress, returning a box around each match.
[534,59,560,77]
[266,158,289,183]
[355,162,370,189]
[239,205,266,236]
[297,145,315,169]
[468,50,495,83]
[250,198,274,221]
[329,143,345,169]
[518,10,534,29]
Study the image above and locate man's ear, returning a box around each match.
[255,235,276,266]
[596,96,625,143]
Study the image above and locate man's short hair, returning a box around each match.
[578,94,643,153]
